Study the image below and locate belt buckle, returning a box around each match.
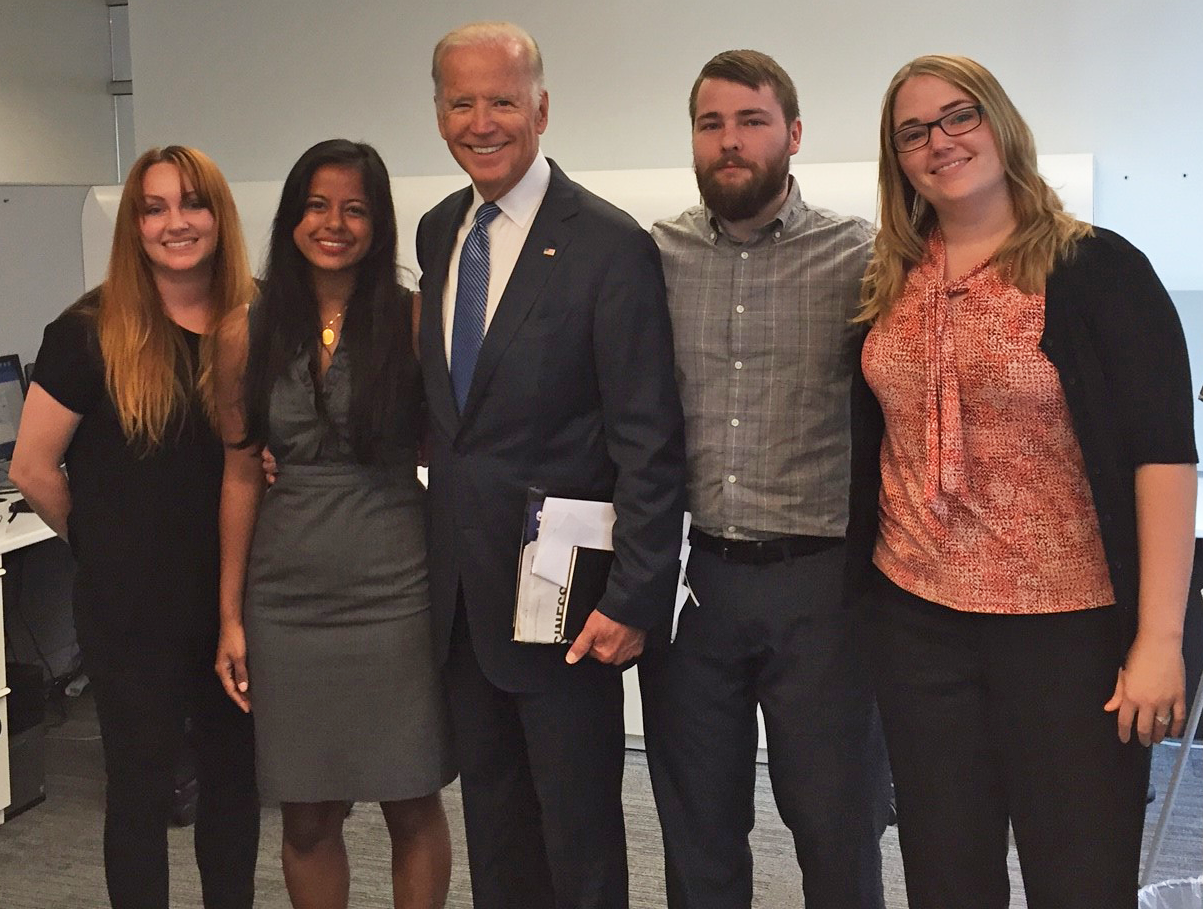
[754,539,777,565]
[758,538,792,565]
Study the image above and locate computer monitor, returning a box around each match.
[0,354,28,489]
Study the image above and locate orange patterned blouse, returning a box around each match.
[862,231,1114,614]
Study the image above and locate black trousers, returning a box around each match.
[862,569,1150,909]
[639,543,888,909]
[85,639,259,909]
[445,604,628,909]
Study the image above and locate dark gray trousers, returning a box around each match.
[446,605,629,909]
[640,542,888,909]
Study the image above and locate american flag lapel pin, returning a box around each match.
[543,247,556,257]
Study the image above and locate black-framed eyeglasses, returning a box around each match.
[891,105,985,153]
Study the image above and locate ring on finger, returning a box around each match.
[1155,713,1172,725]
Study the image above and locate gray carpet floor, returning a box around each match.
[0,689,1199,907]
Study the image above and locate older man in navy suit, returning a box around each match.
[416,21,686,909]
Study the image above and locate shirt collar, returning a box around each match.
[705,175,801,244]
[470,151,551,230]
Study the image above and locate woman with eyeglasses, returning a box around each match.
[851,55,1196,908]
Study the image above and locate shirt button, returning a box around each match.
[735,305,745,313]
[710,232,717,241]
[774,231,781,239]
[740,251,749,260]
[730,418,740,427]
[727,475,737,484]
[734,361,743,369]
[727,525,737,534]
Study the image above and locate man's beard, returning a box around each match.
[695,150,790,223]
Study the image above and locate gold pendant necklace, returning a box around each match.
[321,310,344,348]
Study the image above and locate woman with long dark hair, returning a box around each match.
[11,146,260,908]
[853,55,1197,908]
[214,139,453,909]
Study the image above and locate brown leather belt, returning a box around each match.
[689,529,843,565]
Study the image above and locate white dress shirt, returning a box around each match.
[442,152,552,364]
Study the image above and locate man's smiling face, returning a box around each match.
[436,40,549,202]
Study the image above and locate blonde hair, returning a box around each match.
[859,55,1091,321]
[99,146,253,451]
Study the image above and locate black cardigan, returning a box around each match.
[847,228,1198,654]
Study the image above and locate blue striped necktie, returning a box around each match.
[450,201,502,411]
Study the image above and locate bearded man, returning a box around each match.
[638,49,889,909]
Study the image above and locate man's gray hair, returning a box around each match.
[432,21,545,104]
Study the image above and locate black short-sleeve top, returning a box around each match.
[34,291,224,650]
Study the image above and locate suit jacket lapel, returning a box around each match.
[458,164,579,426]
[423,189,474,438]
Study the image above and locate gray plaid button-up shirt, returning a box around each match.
[651,179,873,540]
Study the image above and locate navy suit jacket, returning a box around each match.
[416,159,687,693]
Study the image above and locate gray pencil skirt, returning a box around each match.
[243,464,455,803]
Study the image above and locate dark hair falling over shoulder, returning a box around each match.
[241,139,416,465]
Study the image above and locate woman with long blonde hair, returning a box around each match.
[11,146,260,908]
[852,56,1196,908]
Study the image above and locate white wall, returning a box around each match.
[0,0,115,184]
[1177,290,1203,404]
[0,186,89,366]
[128,0,1203,290]
[0,0,109,360]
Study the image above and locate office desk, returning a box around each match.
[0,493,56,824]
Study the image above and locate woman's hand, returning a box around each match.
[215,622,252,713]
[1110,463,1196,747]
[1105,632,1185,746]
[214,306,258,716]
[261,445,278,485]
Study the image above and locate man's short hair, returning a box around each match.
[431,21,545,104]
[688,49,800,124]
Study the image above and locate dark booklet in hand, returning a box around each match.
[558,546,615,641]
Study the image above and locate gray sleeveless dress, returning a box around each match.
[243,342,454,802]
